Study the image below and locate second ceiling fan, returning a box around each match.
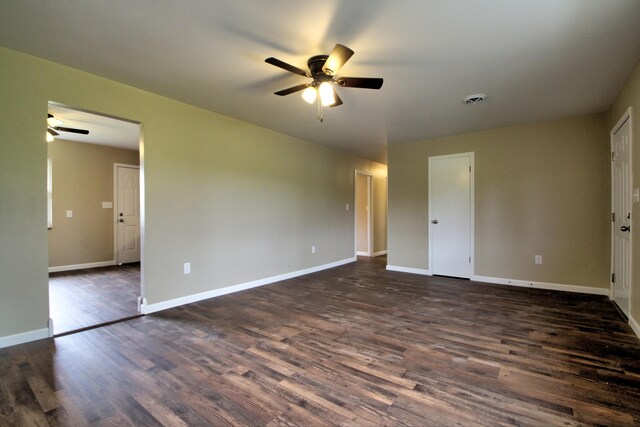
[265,44,383,110]
[47,114,89,141]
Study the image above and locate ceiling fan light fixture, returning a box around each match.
[301,86,317,104]
[319,82,335,107]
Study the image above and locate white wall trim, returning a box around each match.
[356,251,369,256]
[472,275,609,296]
[373,250,387,257]
[142,257,356,315]
[48,260,116,273]
[629,314,640,339]
[0,328,49,349]
[386,265,431,276]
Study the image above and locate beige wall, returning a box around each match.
[388,112,610,289]
[0,46,387,340]
[48,139,139,267]
[609,59,640,324]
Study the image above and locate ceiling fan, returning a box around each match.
[265,44,383,118]
[47,114,89,141]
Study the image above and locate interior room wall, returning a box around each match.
[609,58,640,326]
[48,139,139,268]
[387,112,610,290]
[0,46,387,342]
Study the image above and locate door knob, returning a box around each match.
[621,225,630,232]
[432,220,438,224]
[119,219,124,223]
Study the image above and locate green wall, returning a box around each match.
[0,47,387,340]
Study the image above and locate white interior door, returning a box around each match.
[116,164,140,264]
[611,113,632,317]
[355,172,371,256]
[429,153,473,278]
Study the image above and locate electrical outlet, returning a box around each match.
[535,255,542,265]
[346,203,350,211]
[311,245,316,254]
[184,262,191,274]
[66,210,73,218]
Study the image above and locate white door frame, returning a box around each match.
[610,106,633,315]
[114,163,141,264]
[428,152,475,277]
[354,170,373,257]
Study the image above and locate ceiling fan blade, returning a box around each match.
[322,44,353,76]
[54,126,89,135]
[47,128,59,136]
[329,91,343,107]
[322,44,354,75]
[337,77,383,89]
[265,57,310,77]
[274,84,310,96]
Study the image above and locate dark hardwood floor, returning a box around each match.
[49,263,140,335]
[3,256,639,426]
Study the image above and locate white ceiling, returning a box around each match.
[2,1,640,164]
[48,104,140,150]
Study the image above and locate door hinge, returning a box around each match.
[612,273,615,283]
[612,151,616,161]
[469,166,471,173]
[469,256,471,263]
[612,212,616,222]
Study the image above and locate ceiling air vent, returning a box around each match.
[463,94,487,104]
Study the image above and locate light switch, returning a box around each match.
[634,188,640,203]
[102,201,113,208]
[66,210,73,218]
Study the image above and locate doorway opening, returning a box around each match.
[46,102,144,336]
[610,107,633,319]
[355,170,373,257]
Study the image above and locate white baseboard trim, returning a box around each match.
[373,250,387,257]
[142,257,357,315]
[356,251,369,256]
[0,327,49,349]
[629,315,640,339]
[49,260,116,273]
[386,265,431,276]
[472,275,609,296]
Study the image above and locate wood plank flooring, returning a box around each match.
[49,263,140,335]
[3,256,639,426]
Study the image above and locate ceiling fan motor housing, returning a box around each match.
[308,55,329,78]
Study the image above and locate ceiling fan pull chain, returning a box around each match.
[317,96,324,123]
